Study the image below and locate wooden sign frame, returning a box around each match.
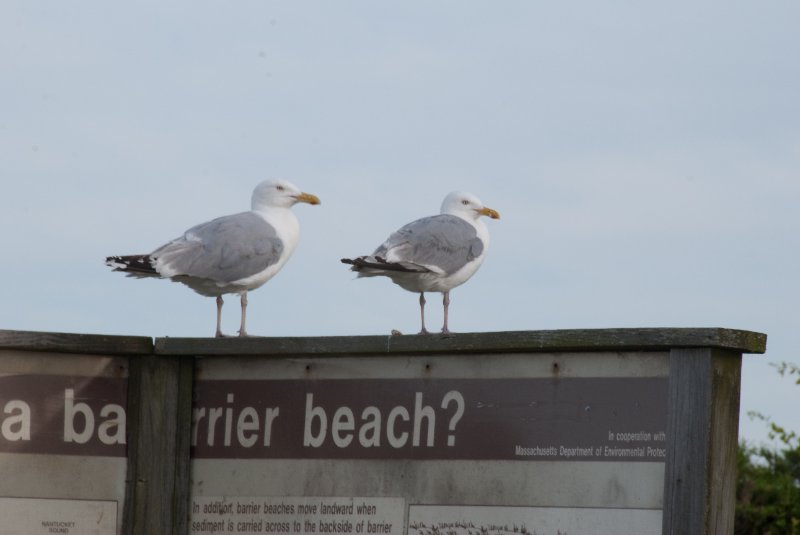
[0,327,766,535]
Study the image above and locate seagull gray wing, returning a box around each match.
[152,211,284,283]
[374,214,484,275]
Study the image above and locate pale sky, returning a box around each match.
[1,1,798,447]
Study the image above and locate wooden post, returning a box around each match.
[662,348,742,535]
[123,354,193,535]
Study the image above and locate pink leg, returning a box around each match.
[238,292,249,337]
[441,291,451,334]
[418,292,430,334]
[215,296,226,337]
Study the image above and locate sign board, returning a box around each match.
[0,328,768,534]
[0,351,128,535]
[189,350,670,534]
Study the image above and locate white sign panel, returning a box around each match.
[0,497,117,535]
[408,505,662,535]
[190,496,405,535]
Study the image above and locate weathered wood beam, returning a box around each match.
[154,328,766,357]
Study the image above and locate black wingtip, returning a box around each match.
[341,256,425,273]
[106,254,157,275]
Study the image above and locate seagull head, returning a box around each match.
[251,180,321,210]
[440,191,500,221]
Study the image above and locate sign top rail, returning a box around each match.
[0,327,767,358]
[0,329,153,355]
[155,327,766,357]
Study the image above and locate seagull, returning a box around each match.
[106,180,320,337]
[341,191,500,334]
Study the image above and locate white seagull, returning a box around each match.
[106,180,320,337]
[342,191,500,334]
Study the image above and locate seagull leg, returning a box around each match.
[441,291,451,334]
[418,292,430,334]
[215,296,227,338]
[238,292,249,337]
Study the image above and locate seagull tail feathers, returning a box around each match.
[340,256,430,275]
[105,255,160,278]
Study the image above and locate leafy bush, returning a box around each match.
[735,362,800,535]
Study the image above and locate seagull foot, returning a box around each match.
[238,332,262,338]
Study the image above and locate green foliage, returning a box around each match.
[735,362,800,535]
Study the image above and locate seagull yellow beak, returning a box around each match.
[478,206,500,219]
[294,192,321,205]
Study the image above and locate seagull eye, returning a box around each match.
[276,185,285,191]
[461,200,470,205]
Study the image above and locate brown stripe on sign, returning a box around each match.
[0,375,127,457]
[191,377,668,461]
